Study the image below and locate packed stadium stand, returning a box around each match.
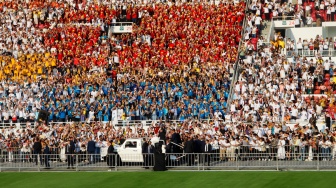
[1,0,336,167]
[0,0,245,123]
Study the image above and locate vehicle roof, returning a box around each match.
[124,138,144,141]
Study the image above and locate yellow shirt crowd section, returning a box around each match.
[0,53,57,82]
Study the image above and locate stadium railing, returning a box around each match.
[1,151,336,172]
[0,118,330,132]
[286,49,336,57]
[0,118,228,129]
[271,16,296,21]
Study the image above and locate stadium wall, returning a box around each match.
[286,27,323,42]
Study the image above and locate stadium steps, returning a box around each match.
[261,21,272,42]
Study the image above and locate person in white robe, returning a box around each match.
[277,137,286,160]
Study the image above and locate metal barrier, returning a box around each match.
[5,117,328,130]
[1,150,336,171]
[286,49,336,57]
[272,16,295,21]
[0,119,220,129]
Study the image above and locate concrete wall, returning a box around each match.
[287,27,323,41]
[325,27,336,39]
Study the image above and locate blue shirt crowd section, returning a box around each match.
[0,69,231,123]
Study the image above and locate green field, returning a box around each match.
[0,171,334,188]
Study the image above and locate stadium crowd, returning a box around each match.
[0,0,246,164]
[1,119,336,164]
[1,0,336,168]
[0,0,245,124]
[248,0,336,27]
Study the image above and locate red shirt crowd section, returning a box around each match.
[44,26,110,68]
[1,1,245,69]
[116,3,245,68]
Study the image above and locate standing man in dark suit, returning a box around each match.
[43,141,51,168]
[184,136,194,166]
[165,139,174,166]
[147,141,153,167]
[171,129,182,153]
[106,140,114,169]
[194,135,202,154]
[142,138,149,169]
[199,137,206,165]
[158,127,166,141]
[66,136,76,169]
[33,137,42,165]
[165,139,173,154]
[204,140,212,166]
[142,139,153,169]
[87,137,96,164]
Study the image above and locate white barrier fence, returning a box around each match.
[0,119,332,135]
[286,49,336,57]
[1,152,336,172]
[0,118,328,127]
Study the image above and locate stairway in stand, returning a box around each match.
[261,21,273,42]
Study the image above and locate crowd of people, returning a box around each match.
[0,0,246,124]
[248,0,336,28]
[1,0,336,169]
[0,0,246,166]
[287,36,336,57]
[228,0,336,162]
[1,119,336,166]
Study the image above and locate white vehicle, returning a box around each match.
[117,137,165,163]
